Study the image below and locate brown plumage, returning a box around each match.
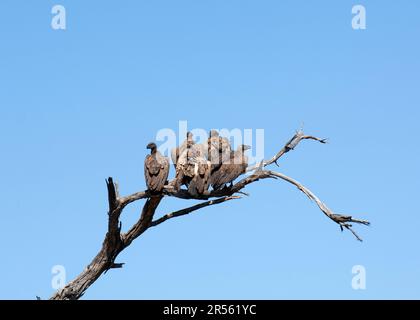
[171,132,194,169]
[174,139,208,192]
[174,138,194,190]
[207,130,231,173]
[210,144,251,190]
[144,142,170,193]
[188,154,211,196]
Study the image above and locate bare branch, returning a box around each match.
[301,135,328,144]
[119,190,149,208]
[106,178,118,213]
[110,263,125,269]
[163,171,275,200]
[106,178,122,240]
[122,196,163,247]
[50,178,127,300]
[163,168,369,241]
[150,196,241,228]
[246,130,327,172]
[266,170,369,241]
[50,129,368,300]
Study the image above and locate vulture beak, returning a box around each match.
[243,145,252,151]
[146,143,155,150]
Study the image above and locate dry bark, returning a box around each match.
[50,129,369,300]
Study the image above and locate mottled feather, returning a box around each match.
[210,145,250,190]
[144,143,170,193]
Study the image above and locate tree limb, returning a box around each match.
[246,129,327,171]
[119,190,149,208]
[122,196,163,247]
[265,170,370,241]
[51,178,126,300]
[50,129,369,300]
[150,196,241,228]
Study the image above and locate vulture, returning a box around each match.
[171,131,194,169]
[188,153,211,196]
[174,139,210,194]
[173,137,195,190]
[210,144,251,190]
[144,142,170,193]
[207,130,231,173]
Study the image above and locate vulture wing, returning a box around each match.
[209,150,232,190]
[210,149,248,190]
[170,147,179,168]
[145,152,169,192]
[171,136,195,168]
[188,157,211,196]
[155,152,170,191]
[208,136,231,172]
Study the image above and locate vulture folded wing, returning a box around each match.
[188,159,211,196]
[209,150,234,190]
[172,134,194,167]
[174,148,191,189]
[170,147,179,167]
[220,137,232,158]
[207,136,220,166]
[145,153,169,192]
[210,149,247,190]
[156,153,170,190]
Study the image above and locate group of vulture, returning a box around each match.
[144,130,251,196]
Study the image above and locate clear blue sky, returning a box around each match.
[1,1,419,299]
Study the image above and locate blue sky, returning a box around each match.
[0,0,419,299]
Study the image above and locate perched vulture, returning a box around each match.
[207,130,231,173]
[174,137,195,190]
[188,154,211,196]
[174,141,208,193]
[144,142,170,193]
[171,131,194,169]
[210,144,251,190]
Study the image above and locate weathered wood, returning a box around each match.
[50,180,162,300]
[246,129,327,171]
[50,130,369,300]
[150,196,241,227]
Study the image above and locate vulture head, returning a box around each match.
[186,132,194,145]
[239,144,252,152]
[209,130,219,138]
[146,142,158,153]
[186,141,194,149]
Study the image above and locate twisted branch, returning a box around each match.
[50,129,369,300]
[246,129,327,171]
[265,170,369,241]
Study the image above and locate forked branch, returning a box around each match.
[50,129,369,300]
[246,129,327,171]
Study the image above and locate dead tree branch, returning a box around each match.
[51,178,126,300]
[122,196,163,247]
[50,129,369,300]
[265,170,370,241]
[150,196,241,227]
[246,129,327,171]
